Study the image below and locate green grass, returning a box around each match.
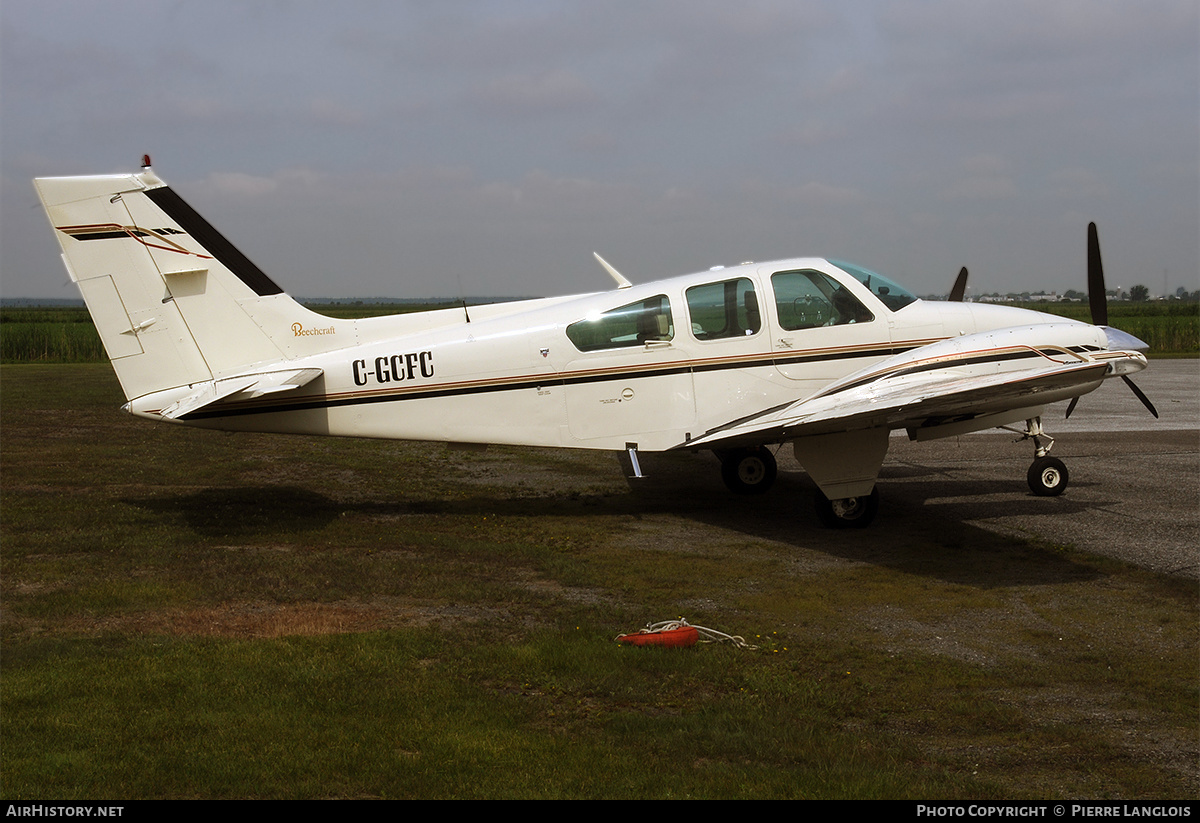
[0,304,444,363]
[0,311,105,362]
[3,301,1196,362]
[1,365,1196,798]
[1,631,984,798]
[1010,301,1200,355]
[304,301,462,319]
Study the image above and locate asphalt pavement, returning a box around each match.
[878,360,1198,578]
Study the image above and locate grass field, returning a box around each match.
[1,365,1196,799]
[0,304,436,364]
[1003,301,1199,357]
[2,301,1197,363]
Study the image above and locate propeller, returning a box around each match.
[1120,374,1158,418]
[1087,222,1107,326]
[948,267,968,302]
[1066,376,1158,419]
[1069,223,1159,419]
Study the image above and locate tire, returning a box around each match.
[719,447,777,495]
[814,487,879,528]
[1027,456,1068,497]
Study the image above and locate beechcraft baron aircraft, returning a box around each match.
[34,158,1157,527]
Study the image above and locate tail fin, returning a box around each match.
[34,165,338,402]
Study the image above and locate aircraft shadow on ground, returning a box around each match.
[129,486,343,539]
[125,450,1103,589]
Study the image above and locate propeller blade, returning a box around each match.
[1065,396,1079,419]
[949,267,968,302]
[1121,375,1159,419]
[1083,224,1157,419]
[1087,222,1108,326]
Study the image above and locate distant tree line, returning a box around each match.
[960,285,1199,303]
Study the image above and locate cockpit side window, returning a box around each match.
[771,270,874,330]
[686,277,761,340]
[566,294,674,352]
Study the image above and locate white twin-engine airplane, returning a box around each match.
[34,158,1157,527]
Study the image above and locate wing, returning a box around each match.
[676,323,1144,500]
[682,357,1108,450]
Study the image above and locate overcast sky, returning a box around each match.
[2,1,1196,301]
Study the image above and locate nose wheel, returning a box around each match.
[1004,416,1071,497]
[1028,456,1068,496]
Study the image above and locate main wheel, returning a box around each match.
[1027,456,1068,496]
[719,447,777,495]
[814,487,879,528]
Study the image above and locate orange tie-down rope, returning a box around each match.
[615,618,757,649]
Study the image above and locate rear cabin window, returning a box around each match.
[771,270,875,330]
[566,295,674,352]
[686,277,762,340]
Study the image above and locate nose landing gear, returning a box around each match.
[1027,455,1069,496]
[1003,416,1070,497]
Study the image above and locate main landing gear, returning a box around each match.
[717,446,778,495]
[716,446,881,528]
[1004,416,1070,497]
[813,487,879,529]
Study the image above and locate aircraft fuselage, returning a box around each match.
[126,258,1097,452]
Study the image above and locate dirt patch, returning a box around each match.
[46,599,512,639]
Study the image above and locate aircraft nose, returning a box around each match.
[1103,325,1149,353]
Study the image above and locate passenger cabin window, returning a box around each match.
[771,270,874,330]
[566,295,674,352]
[686,277,761,340]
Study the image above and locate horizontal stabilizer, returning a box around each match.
[160,368,323,420]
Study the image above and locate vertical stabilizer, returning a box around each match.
[34,167,334,402]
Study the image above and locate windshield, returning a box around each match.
[830,260,918,312]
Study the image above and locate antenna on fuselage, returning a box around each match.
[452,267,471,323]
[593,252,632,289]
